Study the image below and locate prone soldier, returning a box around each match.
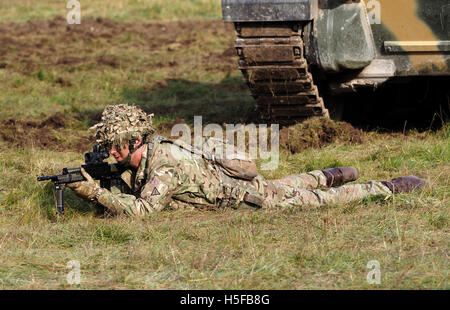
[67,104,426,216]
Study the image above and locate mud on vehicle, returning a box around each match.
[222,0,450,125]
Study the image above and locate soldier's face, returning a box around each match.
[109,139,144,168]
[110,143,130,163]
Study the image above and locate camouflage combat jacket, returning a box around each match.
[97,136,263,216]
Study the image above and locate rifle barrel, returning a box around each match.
[37,175,57,181]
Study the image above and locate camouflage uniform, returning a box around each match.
[96,135,392,216]
[73,104,393,216]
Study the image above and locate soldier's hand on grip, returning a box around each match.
[66,168,101,201]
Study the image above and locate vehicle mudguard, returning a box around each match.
[222,0,317,22]
[316,0,376,72]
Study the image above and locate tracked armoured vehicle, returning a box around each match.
[222,0,450,124]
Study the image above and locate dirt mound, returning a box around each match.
[38,113,66,129]
[0,113,91,152]
[279,117,365,154]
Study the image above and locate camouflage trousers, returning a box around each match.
[249,170,392,209]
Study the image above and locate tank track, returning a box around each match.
[234,22,329,124]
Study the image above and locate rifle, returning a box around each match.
[37,144,124,214]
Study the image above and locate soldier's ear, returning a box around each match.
[134,138,143,148]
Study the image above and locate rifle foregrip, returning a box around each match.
[55,184,65,215]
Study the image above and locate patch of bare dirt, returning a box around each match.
[0,113,91,152]
[0,16,235,74]
[203,47,238,72]
[38,113,66,129]
[279,117,365,154]
[54,77,72,87]
[96,55,120,68]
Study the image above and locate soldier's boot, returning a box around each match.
[381,176,426,194]
[322,167,359,187]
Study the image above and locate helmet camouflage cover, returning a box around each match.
[90,104,154,148]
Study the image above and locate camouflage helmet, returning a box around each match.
[90,104,154,148]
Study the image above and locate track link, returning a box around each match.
[234,22,329,124]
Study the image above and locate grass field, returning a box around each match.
[0,0,448,289]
